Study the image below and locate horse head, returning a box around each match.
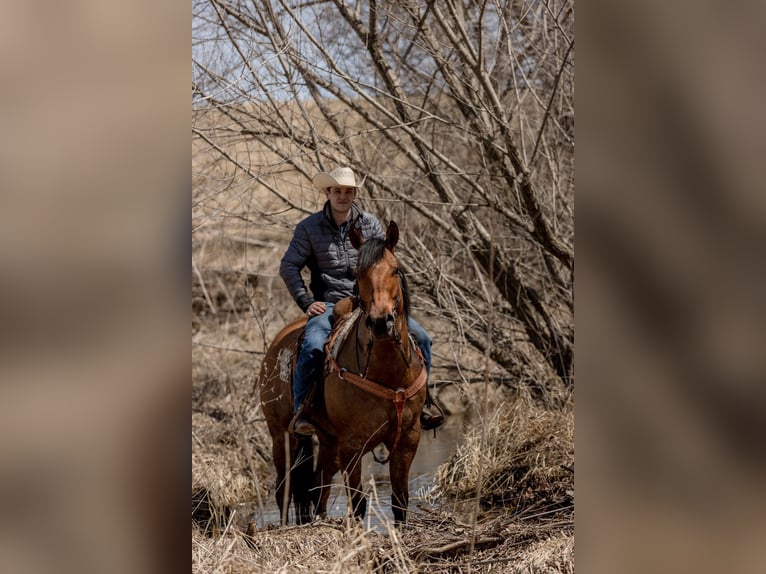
[350,221,406,340]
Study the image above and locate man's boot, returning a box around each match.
[420,403,444,431]
[289,407,316,437]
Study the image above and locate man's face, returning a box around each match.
[326,186,357,214]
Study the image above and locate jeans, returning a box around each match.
[293,304,335,412]
[292,304,433,412]
[407,317,432,377]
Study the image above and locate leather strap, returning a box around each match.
[327,353,427,463]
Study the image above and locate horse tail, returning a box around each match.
[291,436,316,524]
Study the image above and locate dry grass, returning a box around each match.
[403,511,573,573]
[436,391,574,518]
[192,518,416,573]
[191,509,573,573]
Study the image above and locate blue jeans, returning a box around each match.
[292,304,433,412]
[407,317,432,377]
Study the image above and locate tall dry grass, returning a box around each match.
[437,390,574,518]
[192,518,416,573]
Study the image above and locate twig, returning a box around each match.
[193,258,217,315]
[414,535,504,559]
[193,341,264,355]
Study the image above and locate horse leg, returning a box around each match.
[315,435,338,519]
[340,449,367,520]
[292,436,315,524]
[271,430,290,526]
[389,439,418,525]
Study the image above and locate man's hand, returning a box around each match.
[306,301,327,317]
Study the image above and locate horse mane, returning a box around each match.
[399,269,411,317]
[356,237,387,274]
[356,237,410,317]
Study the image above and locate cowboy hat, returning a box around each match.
[312,166,358,192]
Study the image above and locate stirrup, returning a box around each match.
[420,404,444,431]
[289,412,316,436]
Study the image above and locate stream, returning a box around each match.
[249,413,465,532]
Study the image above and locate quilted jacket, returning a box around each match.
[280,201,384,312]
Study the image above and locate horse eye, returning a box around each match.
[392,268,399,277]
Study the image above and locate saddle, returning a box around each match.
[295,297,360,418]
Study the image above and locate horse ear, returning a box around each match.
[349,225,364,250]
[385,220,399,251]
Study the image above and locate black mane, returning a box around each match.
[356,238,410,317]
[356,237,386,274]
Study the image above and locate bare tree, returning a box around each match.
[193,0,574,398]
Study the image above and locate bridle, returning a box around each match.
[355,271,410,369]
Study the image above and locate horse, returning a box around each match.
[258,220,428,526]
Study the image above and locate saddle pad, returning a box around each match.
[326,307,362,361]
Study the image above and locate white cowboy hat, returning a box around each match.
[312,166,358,192]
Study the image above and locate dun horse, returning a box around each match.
[259,221,427,525]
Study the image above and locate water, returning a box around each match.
[250,414,465,531]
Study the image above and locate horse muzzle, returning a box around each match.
[365,313,395,339]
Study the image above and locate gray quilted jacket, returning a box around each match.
[280,202,384,312]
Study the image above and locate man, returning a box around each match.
[280,166,444,436]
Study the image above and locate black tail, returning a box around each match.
[292,437,316,524]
